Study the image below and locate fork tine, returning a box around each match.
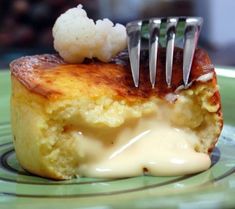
[126,17,203,88]
[165,18,178,87]
[183,17,203,86]
[126,21,142,87]
[149,19,161,88]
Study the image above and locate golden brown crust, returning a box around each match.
[10,48,217,101]
[10,54,64,99]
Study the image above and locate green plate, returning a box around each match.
[0,68,235,209]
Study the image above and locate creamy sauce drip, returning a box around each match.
[72,112,211,178]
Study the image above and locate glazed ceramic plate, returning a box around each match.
[0,68,235,209]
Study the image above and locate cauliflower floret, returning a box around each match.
[52,5,127,63]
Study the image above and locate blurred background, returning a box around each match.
[0,0,235,69]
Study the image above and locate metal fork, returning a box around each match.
[126,17,203,88]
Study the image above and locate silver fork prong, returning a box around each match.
[165,18,178,87]
[183,17,203,86]
[149,19,161,88]
[126,21,142,87]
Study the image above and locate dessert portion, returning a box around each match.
[10,5,223,180]
[10,48,223,179]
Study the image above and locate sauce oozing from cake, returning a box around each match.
[71,112,211,178]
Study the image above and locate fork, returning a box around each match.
[126,17,203,88]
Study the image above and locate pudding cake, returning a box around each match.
[10,48,223,179]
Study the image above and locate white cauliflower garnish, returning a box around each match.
[52,5,127,63]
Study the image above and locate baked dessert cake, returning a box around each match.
[10,5,223,180]
[10,48,223,180]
